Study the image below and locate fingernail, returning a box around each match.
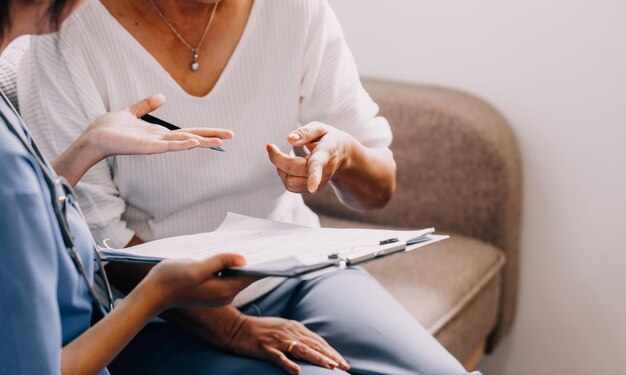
[328,360,339,368]
[266,144,272,152]
[340,361,350,370]
[288,133,301,141]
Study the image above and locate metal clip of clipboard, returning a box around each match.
[327,238,408,266]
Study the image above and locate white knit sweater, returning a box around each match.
[19,0,392,304]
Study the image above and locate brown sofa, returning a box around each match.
[305,79,522,367]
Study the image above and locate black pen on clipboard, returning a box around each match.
[140,114,225,152]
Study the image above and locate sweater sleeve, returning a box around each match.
[298,0,392,149]
[17,35,135,248]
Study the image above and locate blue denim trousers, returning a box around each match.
[109,267,480,375]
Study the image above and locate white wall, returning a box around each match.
[330,1,626,374]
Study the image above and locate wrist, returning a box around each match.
[224,310,248,351]
[131,275,170,317]
[84,124,109,160]
[333,134,361,179]
[51,130,105,186]
[162,306,247,350]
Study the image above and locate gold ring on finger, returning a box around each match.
[287,340,299,354]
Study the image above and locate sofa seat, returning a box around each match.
[318,214,505,363]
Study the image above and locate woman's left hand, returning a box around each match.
[266,122,358,194]
[85,94,234,159]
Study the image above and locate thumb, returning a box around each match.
[287,122,329,146]
[128,93,166,118]
[199,253,247,276]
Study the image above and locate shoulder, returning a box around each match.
[58,0,108,38]
[259,0,334,28]
[253,0,341,52]
[266,0,329,15]
[19,0,108,124]
[27,0,109,64]
[0,117,46,195]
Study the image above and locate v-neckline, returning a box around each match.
[93,0,261,101]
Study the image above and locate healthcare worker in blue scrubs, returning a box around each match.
[0,1,258,373]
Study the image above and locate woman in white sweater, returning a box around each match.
[19,0,478,374]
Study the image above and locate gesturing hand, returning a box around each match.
[266,122,358,194]
[144,254,258,312]
[87,93,234,159]
[227,315,350,374]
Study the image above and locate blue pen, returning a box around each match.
[140,114,225,152]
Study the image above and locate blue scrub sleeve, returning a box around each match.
[0,150,63,374]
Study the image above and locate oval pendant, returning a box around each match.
[190,61,200,71]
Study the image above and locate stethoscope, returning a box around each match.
[0,96,114,316]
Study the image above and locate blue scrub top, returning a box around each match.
[0,93,108,374]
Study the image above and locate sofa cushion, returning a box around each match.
[318,214,505,363]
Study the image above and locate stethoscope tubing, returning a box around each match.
[0,99,114,314]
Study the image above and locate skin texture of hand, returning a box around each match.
[266,121,397,211]
[53,93,234,186]
[226,315,350,374]
[86,93,234,159]
[266,121,357,194]
[144,254,259,312]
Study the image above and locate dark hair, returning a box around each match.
[0,0,76,41]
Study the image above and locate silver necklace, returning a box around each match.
[148,0,220,72]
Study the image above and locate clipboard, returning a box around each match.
[99,213,448,278]
[217,234,444,278]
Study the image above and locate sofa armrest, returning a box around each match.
[304,78,522,347]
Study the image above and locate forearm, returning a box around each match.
[51,131,103,187]
[161,305,244,348]
[331,143,396,211]
[61,281,159,375]
[107,238,244,349]
[110,262,244,349]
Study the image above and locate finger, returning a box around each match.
[155,139,200,152]
[306,149,331,194]
[128,93,166,117]
[266,144,308,177]
[290,341,338,370]
[287,122,330,146]
[164,132,224,148]
[302,337,349,370]
[199,253,247,276]
[175,127,235,139]
[304,141,320,153]
[277,169,309,193]
[266,348,300,375]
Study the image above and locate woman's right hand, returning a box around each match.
[226,315,350,374]
[140,254,258,313]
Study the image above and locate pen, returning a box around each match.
[140,114,225,152]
